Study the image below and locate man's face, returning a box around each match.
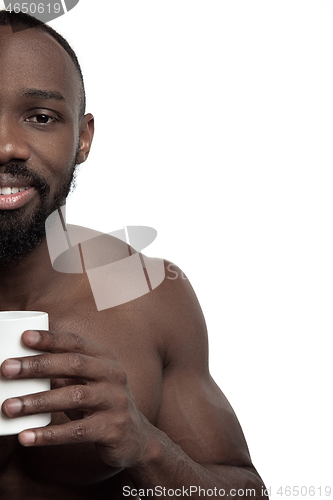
[0,25,92,267]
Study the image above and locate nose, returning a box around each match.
[0,117,30,166]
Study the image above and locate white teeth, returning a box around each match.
[0,187,29,195]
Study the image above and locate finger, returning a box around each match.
[18,416,106,447]
[50,378,101,421]
[50,380,89,422]
[1,352,113,381]
[21,330,112,359]
[2,384,108,418]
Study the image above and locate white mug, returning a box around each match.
[0,311,51,436]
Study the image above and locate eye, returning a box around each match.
[26,114,57,124]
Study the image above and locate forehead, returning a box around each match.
[0,26,80,113]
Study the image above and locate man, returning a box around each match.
[0,11,265,499]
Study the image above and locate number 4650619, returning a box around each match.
[6,3,61,14]
[277,486,331,496]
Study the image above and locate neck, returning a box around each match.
[0,205,80,311]
[0,238,62,311]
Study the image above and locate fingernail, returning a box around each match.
[19,431,36,446]
[5,398,22,414]
[2,360,21,377]
[24,330,41,346]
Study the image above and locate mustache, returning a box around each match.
[3,164,50,196]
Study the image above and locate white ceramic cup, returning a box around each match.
[0,311,51,436]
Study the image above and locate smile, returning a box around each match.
[0,187,30,195]
[0,187,37,210]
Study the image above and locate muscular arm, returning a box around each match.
[0,259,266,498]
[127,261,265,498]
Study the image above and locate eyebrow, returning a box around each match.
[20,88,66,102]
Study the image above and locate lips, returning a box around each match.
[0,187,37,210]
[0,172,38,210]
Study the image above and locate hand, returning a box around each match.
[0,330,153,469]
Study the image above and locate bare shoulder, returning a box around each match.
[50,220,208,361]
[141,258,209,369]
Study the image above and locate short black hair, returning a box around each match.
[0,10,86,117]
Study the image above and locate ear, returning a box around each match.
[76,113,95,164]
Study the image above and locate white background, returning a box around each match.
[1,0,332,497]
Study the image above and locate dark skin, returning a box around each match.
[0,25,266,499]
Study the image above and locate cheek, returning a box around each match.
[30,129,78,182]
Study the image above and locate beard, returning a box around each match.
[0,155,79,268]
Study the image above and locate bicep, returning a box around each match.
[156,366,252,467]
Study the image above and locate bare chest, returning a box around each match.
[0,295,164,495]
